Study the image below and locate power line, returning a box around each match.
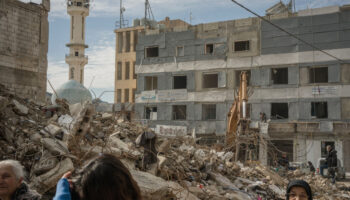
[230,0,348,64]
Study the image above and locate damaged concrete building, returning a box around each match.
[114,17,189,119]
[135,5,350,171]
[0,0,50,101]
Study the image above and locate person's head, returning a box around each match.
[282,152,287,158]
[326,145,332,152]
[286,180,312,200]
[73,154,142,200]
[0,160,24,199]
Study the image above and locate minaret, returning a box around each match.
[66,0,89,84]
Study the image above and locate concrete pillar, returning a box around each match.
[122,31,126,53]
[130,30,135,52]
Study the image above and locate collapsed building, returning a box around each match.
[0,0,50,102]
[1,84,350,200]
[134,4,350,171]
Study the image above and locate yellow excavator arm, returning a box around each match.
[226,71,248,147]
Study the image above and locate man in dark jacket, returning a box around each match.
[325,145,337,183]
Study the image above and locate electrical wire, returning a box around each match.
[230,0,348,64]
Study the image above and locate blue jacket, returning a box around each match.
[53,178,71,200]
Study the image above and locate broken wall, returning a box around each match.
[0,0,49,101]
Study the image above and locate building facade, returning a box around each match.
[65,0,89,84]
[135,5,350,170]
[0,0,50,101]
[114,17,189,120]
[114,25,144,119]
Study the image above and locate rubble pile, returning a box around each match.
[0,84,350,200]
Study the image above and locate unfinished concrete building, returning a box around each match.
[135,5,350,170]
[0,0,50,101]
[114,17,189,120]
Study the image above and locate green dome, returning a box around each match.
[51,80,92,105]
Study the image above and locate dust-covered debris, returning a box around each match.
[0,84,349,200]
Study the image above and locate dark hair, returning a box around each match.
[72,154,142,200]
[286,180,312,200]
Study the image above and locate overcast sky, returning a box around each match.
[21,0,350,102]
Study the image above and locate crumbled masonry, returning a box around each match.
[0,84,349,200]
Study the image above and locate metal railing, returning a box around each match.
[65,54,88,59]
[67,0,90,8]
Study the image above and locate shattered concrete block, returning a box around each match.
[41,138,69,155]
[109,134,130,151]
[43,124,62,136]
[58,114,73,130]
[69,103,83,117]
[224,192,253,200]
[167,181,199,200]
[188,186,206,199]
[12,99,28,115]
[268,184,285,197]
[209,172,239,190]
[130,170,169,200]
[194,149,206,161]
[101,113,113,120]
[0,96,8,110]
[30,133,42,142]
[179,144,195,154]
[32,152,58,175]
[30,158,74,194]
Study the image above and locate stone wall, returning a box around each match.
[0,0,49,101]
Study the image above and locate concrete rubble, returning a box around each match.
[0,84,350,200]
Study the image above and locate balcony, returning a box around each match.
[65,54,88,64]
[67,0,90,8]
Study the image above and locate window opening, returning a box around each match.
[145,76,157,91]
[309,67,328,83]
[271,68,288,84]
[133,62,137,79]
[173,75,187,89]
[125,62,130,80]
[145,106,157,120]
[203,73,218,89]
[124,89,129,102]
[271,103,289,119]
[117,62,122,80]
[173,105,186,120]
[234,41,250,51]
[145,46,159,57]
[70,68,74,79]
[132,89,136,103]
[205,44,214,54]
[117,89,122,103]
[311,102,328,118]
[202,104,216,120]
[126,31,131,52]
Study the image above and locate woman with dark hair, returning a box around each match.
[286,180,312,200]
[53,154,142,200]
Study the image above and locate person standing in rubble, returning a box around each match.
[0,160,41,200]
[320,145,337,183]
[278,152,289,170]
[135,131,157,170]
